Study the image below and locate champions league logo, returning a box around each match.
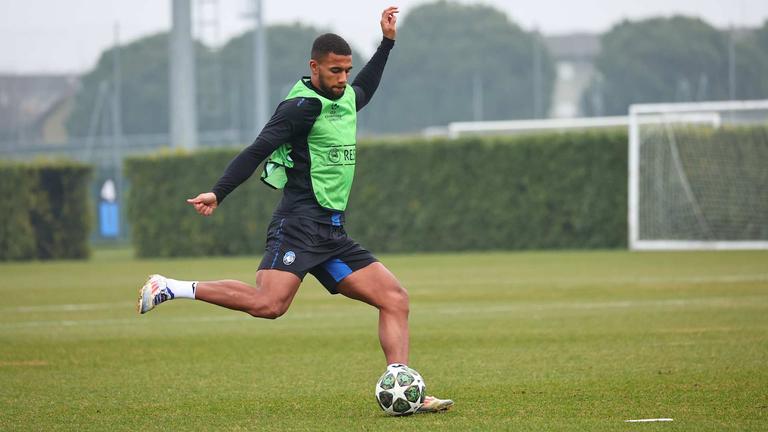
[329,148,341,163]
[328,147,355,164]
[325,102,343,122]
[283,251,296,266]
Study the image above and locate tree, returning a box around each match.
[736,19,768,99]
[581,16,768,116]
[732,29,768,100]
[68,33,171,136]
[67,24,361,137]
[365,1,555,132]
[755,20,768,57]
[216,23,364,135]
[67,33,222,137]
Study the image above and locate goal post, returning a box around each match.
[628,100,768,250]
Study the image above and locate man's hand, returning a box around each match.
[381,6,399,40]
[187,192,218,217]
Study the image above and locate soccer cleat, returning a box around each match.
[137,274,174,314]
[417,395,454,413]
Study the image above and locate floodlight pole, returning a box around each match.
[728,25,736,101]
[472,75,483,121]
[170,0,198,149]
[252,0,268,134]
[110,23,125,238]
[111,24,123,148]
[532,28,543,119]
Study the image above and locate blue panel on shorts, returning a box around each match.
[331,213,342,226]
[323,258,353,282]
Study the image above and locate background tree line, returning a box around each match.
[581,16,768,116]
[67,1,768,138]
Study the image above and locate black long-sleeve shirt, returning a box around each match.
[211,37,394,224]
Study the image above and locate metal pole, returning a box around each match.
[111,24,123,144]
[532,29,543,119]
[170,0,198,149]
[728,25,736,101]
[472,75,483,121]
[252,0,268,134]
[111,23,125,240]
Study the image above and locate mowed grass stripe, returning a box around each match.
[2,294,766,330]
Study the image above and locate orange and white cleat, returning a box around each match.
[417,395,454,413]
[137,274,173,314]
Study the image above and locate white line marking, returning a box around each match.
[1,295,766,330]
[429,295,768,315]
[0,309,370,330]
[0,360,48,367]
[625,418,673,423]
[411,274,768,288]
[0,315,250,330]
[4,302,134,313]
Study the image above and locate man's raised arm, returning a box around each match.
[352,7,399,111]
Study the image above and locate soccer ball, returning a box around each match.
[374,364,426,416]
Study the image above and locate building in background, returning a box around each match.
[0,74,80,144]
[544,33,600,118]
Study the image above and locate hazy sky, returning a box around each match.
[1,0,766,74]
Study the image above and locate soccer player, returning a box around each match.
[137,7,452,413]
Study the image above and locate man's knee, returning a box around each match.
[247,278,295,319]
[383,283,409,315]
[256,301,289,320]
[246,297,290,319]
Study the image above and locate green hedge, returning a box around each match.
[124,150,280,258]
[0,161,92,260]
[349,131,628,252]
[125,131,628,257]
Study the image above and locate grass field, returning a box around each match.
[1,248,767,431]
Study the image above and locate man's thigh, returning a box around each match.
[335,262,404,308]
[258,216,337,281]
[254,268,302,308]
[255,268,302,291]
[309,243,378,294]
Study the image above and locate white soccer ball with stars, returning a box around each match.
[374,364,426,416]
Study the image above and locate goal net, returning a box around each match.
[629,100,768,250]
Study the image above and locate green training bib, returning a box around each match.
[261,78,357,211]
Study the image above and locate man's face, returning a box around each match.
[310,53,353,98]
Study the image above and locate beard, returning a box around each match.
[317,74,346,99]
[320,83,345,99]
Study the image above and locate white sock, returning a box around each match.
[166,278,197,299]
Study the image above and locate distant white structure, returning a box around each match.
[544,33,600,119]
[423,116,627,139]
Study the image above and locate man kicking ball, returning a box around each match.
[137,6,452,413]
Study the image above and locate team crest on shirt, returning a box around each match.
[283,251,296,265]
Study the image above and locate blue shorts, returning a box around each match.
[258,216,378,294]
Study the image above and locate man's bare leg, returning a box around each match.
[195,269,301,318]
[139,270,301,319]
[336,262,453,412]
[336,262,409,365]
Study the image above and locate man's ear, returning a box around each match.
[309,59,319,75]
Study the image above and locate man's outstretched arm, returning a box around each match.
[352,6,398,111]
[187,98,321,216]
